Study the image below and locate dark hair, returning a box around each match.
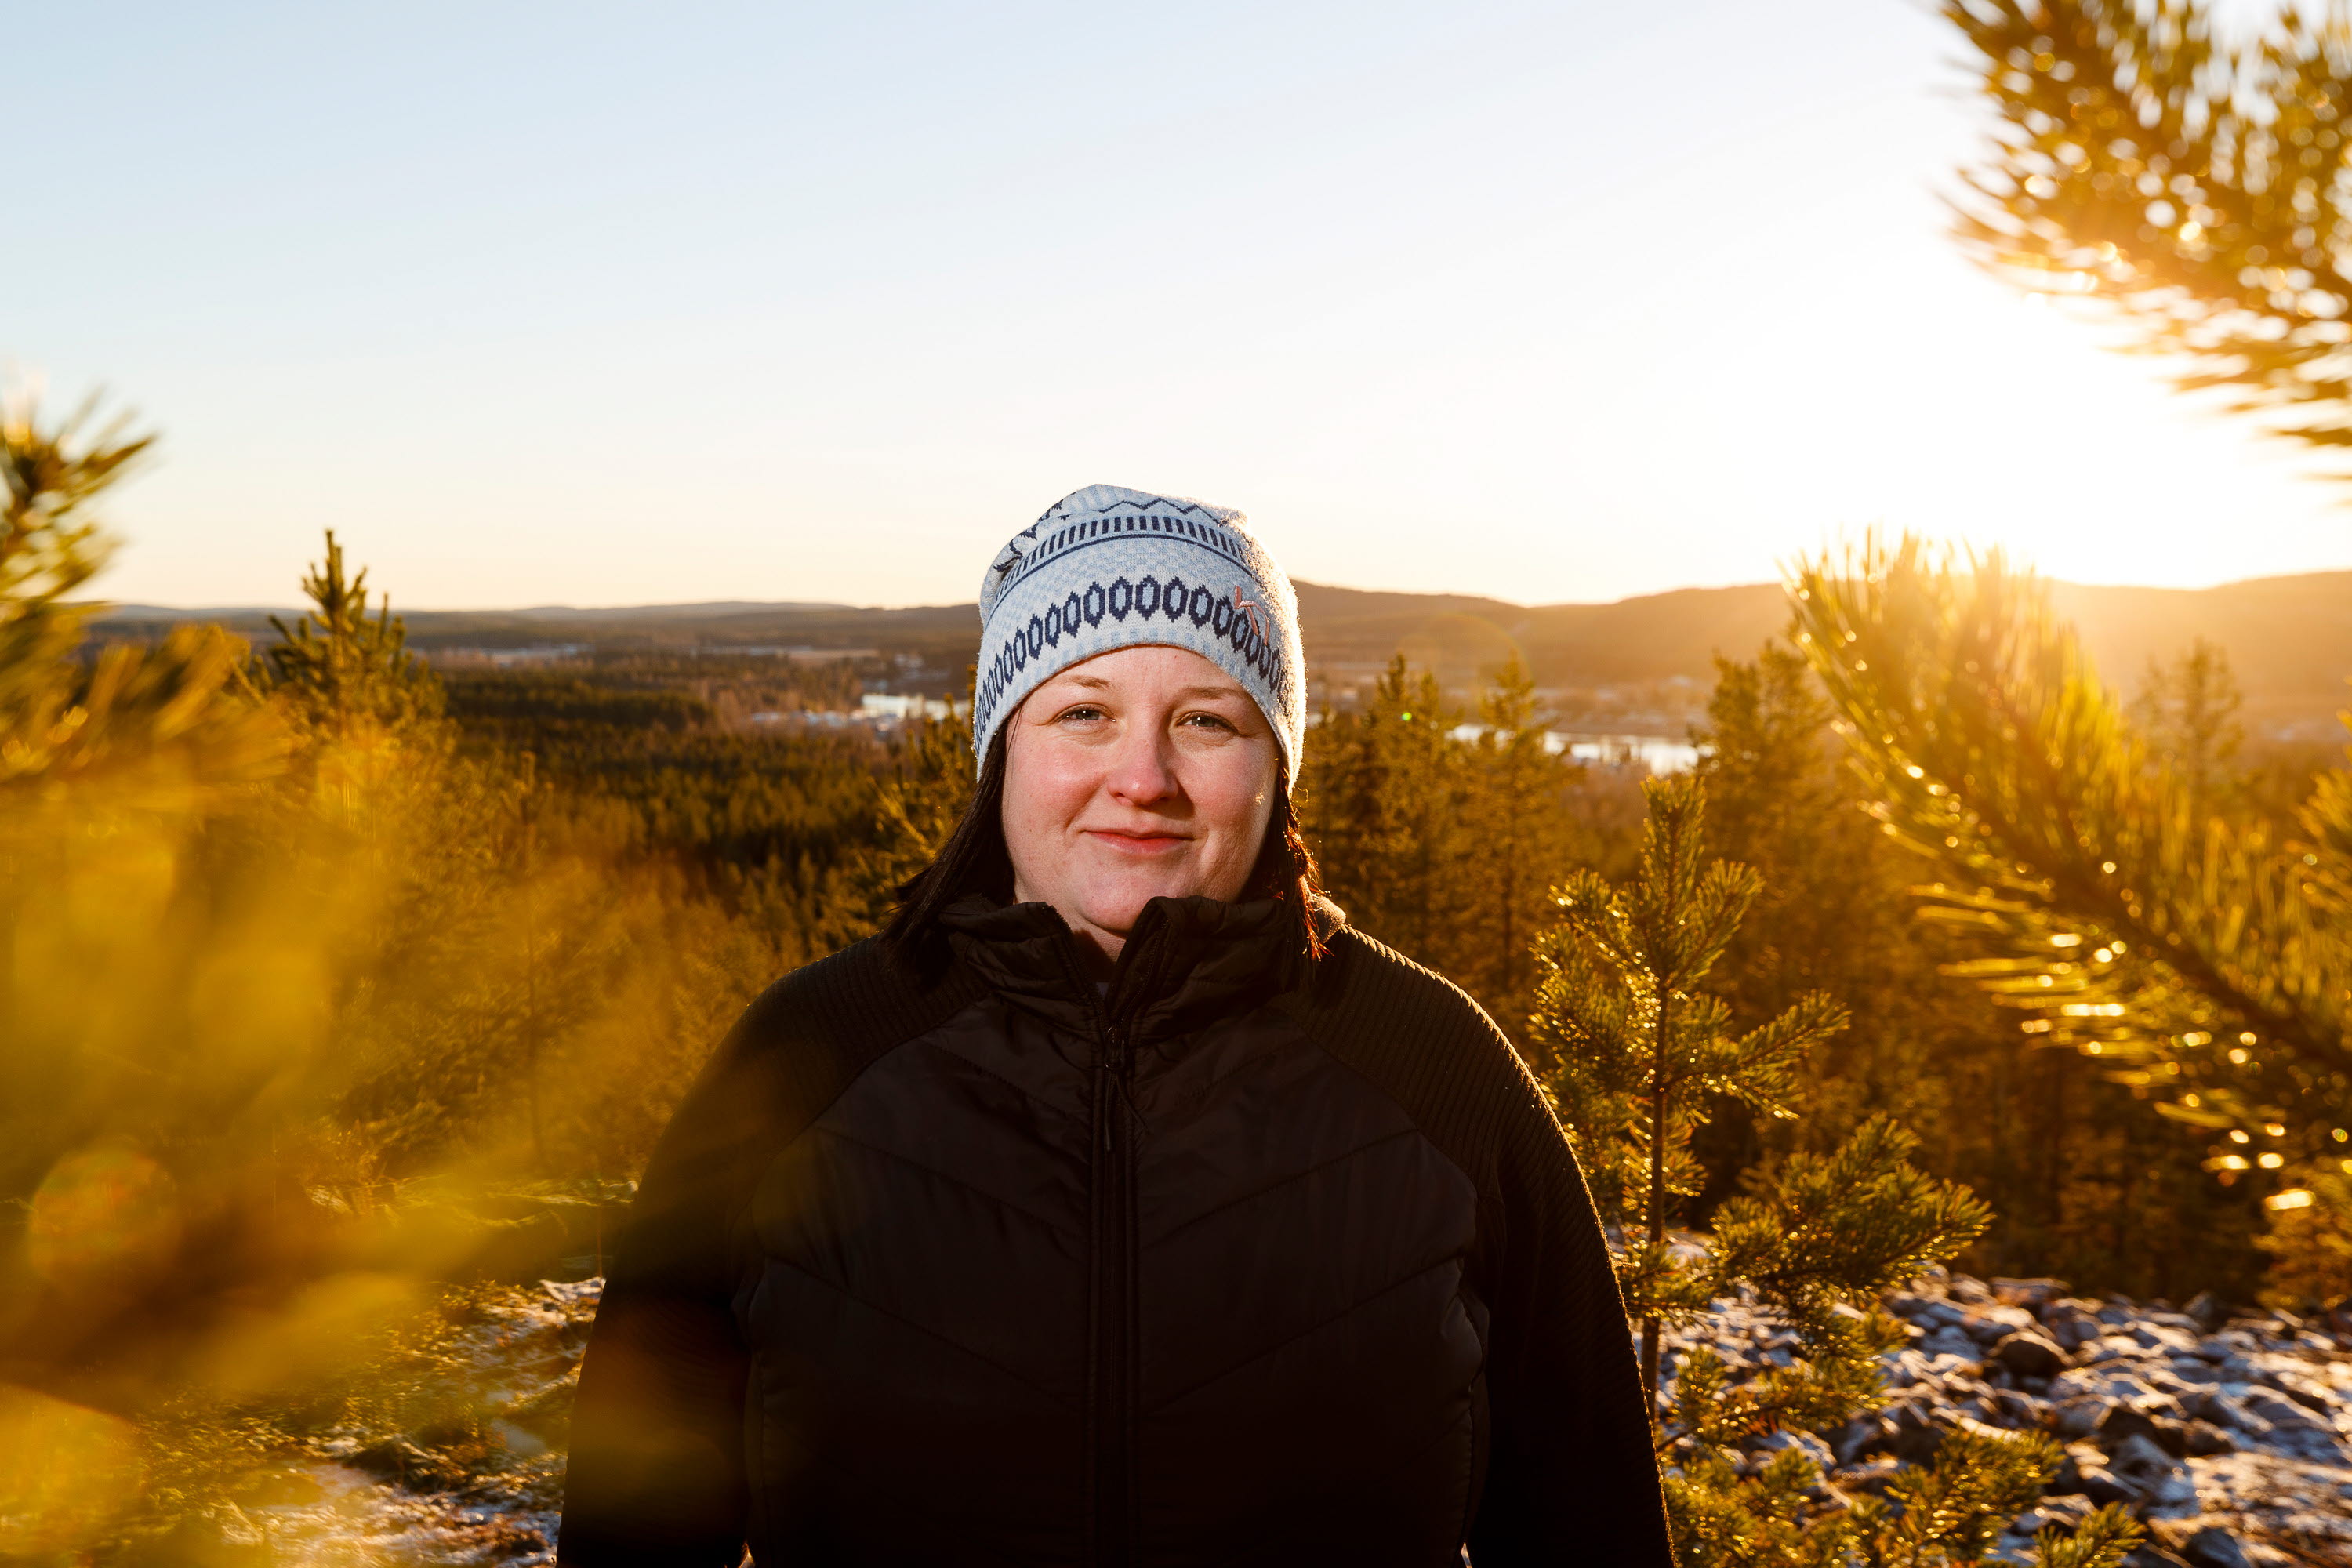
[884,727,1326,963]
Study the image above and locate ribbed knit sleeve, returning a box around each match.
[1283,930,1676,1568]
[557,1006,768,1568]
[1468,1062,1674,1566]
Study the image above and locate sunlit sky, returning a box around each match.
[15,0,2346,610]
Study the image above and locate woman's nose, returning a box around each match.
[1104,726,1179,806]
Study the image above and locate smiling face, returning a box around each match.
[1002,643,1283,967]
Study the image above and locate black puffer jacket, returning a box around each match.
[558,893,1674,1567]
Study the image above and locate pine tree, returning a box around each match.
[1945,0,2352,463]
[1298,654,1465,966]
[2127,637,2245,825]
[1788,535,2352,1206]
[265,528,445,740]
[0,383,278,804]
[1692,642,2267,1299]
[1454,656,1581,1030]
[1527,774,2139,1566]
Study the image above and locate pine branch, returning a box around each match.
[1946,0,2352,470]
[1791,533,2352,1167]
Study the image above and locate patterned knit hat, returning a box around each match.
[973,484,1305,785]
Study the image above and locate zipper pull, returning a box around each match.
[1101,1025,1126,1151]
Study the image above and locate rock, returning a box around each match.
[2107,1401,2154,1457]
[1889,1400,1946,1465]
[2122,1548,2192,1568]
[1836,1455,1900,1497]
[2045,1450,2085,1496]
[2181,1419,2236,1456]
[1966,1304,2039,1343]
[1746,1428,1833,1472]
[1880,1348,1936,1388]
[1993,1276,2067,1308]
[2046,1312,2105,1352]
[2053,1397,2109,1439]
[1918,1327,1980,1361]
[2180,1526,2249,1568]
[2190,1388,2278,1443]
[1951,1275,1991,1304]
[1829,1413,1893,1466]
[2079,1464,2142,1507]
[2273,1374,2338,1416]
[1886,1291,1943,1322]
[2098,1403,2187,1456]
[2107,1431,2183,1484]
[2141,1469,2201,1519]
[1993,1330,2069,1381]
[1990,1388,2049,1429]
[2233,1387,2350,1459]
[2132,1322,2202,1356]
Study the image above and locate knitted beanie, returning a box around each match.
[972,484,1306,784]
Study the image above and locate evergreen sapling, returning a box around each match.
[1528,774,2140,1566]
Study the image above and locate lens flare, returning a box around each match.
[0,1385,144,1554]
[26,1144,183,1290]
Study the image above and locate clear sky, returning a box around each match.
[14,0,2347,610]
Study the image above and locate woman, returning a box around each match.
[558,485,1673,1566]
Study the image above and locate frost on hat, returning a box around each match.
[971,484,1305,784]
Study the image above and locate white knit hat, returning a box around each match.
[972,484,1305,785]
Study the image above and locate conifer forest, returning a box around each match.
[13,2,2352,1563]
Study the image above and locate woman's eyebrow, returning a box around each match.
[1172,684,1249,702]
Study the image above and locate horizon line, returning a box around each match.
[85,561,2352,620]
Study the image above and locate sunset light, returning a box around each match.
[10,2,2352,1563]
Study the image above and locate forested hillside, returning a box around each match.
[105,568,2352,742]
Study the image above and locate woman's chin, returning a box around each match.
[1073,876,1212,934]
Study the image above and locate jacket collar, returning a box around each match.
[938,891,1345,1044]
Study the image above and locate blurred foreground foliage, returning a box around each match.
[1948,0,2352,461]
[0,390,971,1557]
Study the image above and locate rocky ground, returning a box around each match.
[1680,1271,2352,1567]
[143,1280,594,1565]
[162,1272,2352,1566]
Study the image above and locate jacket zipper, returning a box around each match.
[1073,909,1165,1568]
[1092,1013,1133,1567]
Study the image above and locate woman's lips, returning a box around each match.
[1083,829,1190,854]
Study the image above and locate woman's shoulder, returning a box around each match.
[658,937,994,1170]
[730,934,991,1064]
[1296,924,1518,1056]
[1278,925,1562,1186]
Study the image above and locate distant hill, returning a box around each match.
[2050,574,2352,742]
[97,569,2352,740]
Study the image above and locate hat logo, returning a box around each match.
[1231,585,1269,643]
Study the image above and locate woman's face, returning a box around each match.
[1003,644,1281,964]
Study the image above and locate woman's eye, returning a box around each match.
[1179,712,1236,732]
[1057,705,1106,724]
